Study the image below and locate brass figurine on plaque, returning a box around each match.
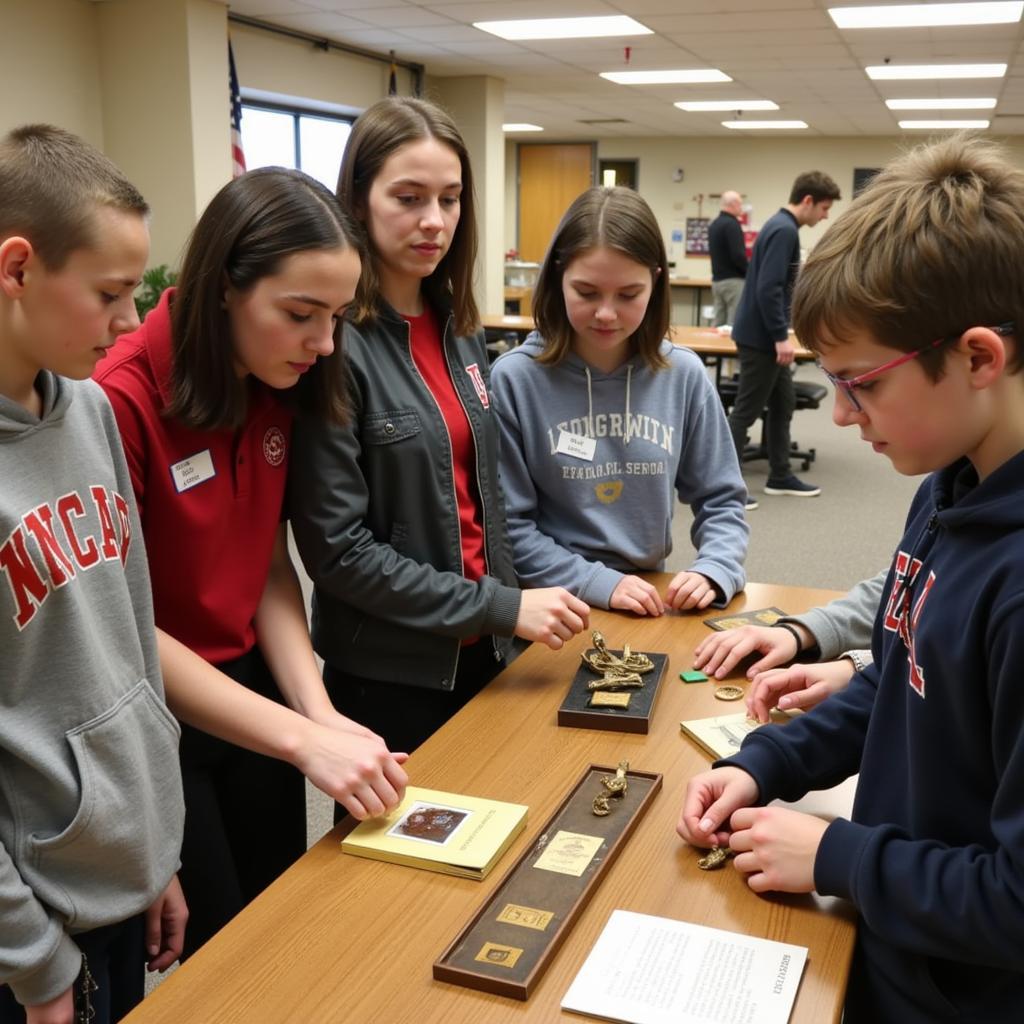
[581,632,655,698]
[697,846,735,870]
[591,761,629,816]
[581,632,655,676]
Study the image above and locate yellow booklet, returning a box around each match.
[341,787,528,880]
[680,710,791,760]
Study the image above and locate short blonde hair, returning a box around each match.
[792,133,1022,376]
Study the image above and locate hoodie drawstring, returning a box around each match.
[585,364,634,445]
[624,365,633,446]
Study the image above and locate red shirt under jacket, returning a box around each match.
[405,308,486,584]
[94,289,291,664]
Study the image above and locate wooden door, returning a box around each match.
[517,143,594,263]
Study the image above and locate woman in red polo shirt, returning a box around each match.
[95,168,408,957]
[289,98,590,762]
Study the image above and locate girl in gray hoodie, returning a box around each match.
[491,187,749,616]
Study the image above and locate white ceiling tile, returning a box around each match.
[341,7,459,28]
[233,0,1024,136]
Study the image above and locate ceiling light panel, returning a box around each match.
[676,100,779,111]
[830,2,1023,29]
[600,69,731,84]
[866,63,1007,79]
[722,120,809,129]
[898,118,991,127]
[474,17,652,41]
[885,97,997,108]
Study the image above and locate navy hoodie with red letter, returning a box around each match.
[724,450,1024,1022]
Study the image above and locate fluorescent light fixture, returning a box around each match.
[600,69,731,84]
[867,63,1007,79]
[886,97,997,109]
[475,16,652,40]
[722,120,809,129]
[502,123,543,132]
[898,119,991,128]
[676,99,779,111]
[831,2,1022,29]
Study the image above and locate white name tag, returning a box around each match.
[170,450,216,493]
[556,429,596,462]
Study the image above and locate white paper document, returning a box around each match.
[562,910,808,1024]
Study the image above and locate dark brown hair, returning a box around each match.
[0,124,148,269]
[532,186,670,370]
[792,133,1022,376]
[168,167,360,430]
[789,170,841,206]
[337,96,479,336]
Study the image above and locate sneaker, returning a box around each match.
[744,496,759,511]
[764,475,821,497]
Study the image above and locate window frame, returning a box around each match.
[239,100,355,182]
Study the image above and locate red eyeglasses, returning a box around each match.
[819,322,1015,412]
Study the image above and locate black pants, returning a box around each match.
[177,648,306,959]
[0,915,144,1024]
[727,345,796,479]
[323,639,504,821]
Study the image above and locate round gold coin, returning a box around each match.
[714,685,744,702]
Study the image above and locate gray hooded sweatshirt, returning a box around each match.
[490,335,749,607]
[0,374,184,1006]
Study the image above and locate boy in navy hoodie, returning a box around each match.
[0,126,185,1024]
[677,134,1024,1023]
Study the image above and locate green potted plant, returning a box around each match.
[134,264,177,320]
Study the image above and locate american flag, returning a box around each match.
[229,41,246,178]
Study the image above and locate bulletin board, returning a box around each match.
[685,217,710,255]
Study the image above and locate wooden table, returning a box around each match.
[671,325,815,390]
[125,581,855,1024]
[482,314,535,340]
[669,277,713,326]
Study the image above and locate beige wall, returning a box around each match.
[231,20,413,112]
[0,0,103,145]
[428,77,506,316]
[9,3,1024,312]
[507,134,1024,281]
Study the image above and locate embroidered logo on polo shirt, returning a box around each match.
[263,427,286,467]
[465,363,490,409]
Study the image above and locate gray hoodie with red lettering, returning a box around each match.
[0,373,184,1007]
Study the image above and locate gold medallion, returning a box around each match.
[714,684,744,701]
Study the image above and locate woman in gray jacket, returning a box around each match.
[290,97,589,759]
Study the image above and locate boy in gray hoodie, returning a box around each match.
[0,126,185,1024]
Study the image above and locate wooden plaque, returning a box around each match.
[557,651,668,734]
[432,764,662,1000]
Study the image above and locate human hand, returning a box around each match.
[25,987,74,1024]
[145,874,188,972]
[312,708,386,744]
[295,725,409,819]
[610,575,665,616]
[746,659,856,723]
[728,807,828,893]
[665,571,718,611]
[515,587,590,649]
[693,624,799,680]
[775,339,795,366]
[676,766,760,849]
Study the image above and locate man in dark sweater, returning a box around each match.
[708,190,747,326]
[729,170,840,504]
